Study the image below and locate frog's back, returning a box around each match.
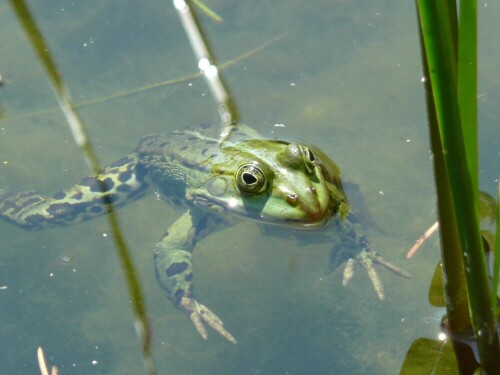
[136,124,261,196]
[141,122,261,156]
[137,129,216,170]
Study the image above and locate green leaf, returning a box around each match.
[428,262,446,308]
[399,338,458,374]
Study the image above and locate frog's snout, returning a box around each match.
[281,185,332,228]
[301,202,330,226]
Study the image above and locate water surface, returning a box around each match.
[0,1,499,374]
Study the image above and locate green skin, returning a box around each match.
[0,124,410,343]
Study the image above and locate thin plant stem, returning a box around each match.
[9,2,157,373]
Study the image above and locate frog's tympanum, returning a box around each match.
[0,124,410,343]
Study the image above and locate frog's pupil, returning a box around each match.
[243,172,257,185]
[307,149,315,162]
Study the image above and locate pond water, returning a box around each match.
[0,0,499,374]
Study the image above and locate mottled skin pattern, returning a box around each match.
[0,154,148,228]
[0,124,410,343]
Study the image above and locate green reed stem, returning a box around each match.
[416,0,500,372]
[458,0,478,196]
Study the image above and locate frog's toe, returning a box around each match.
[357,250,385,300]
[342,258,355,286]
[180,296,237,344]
[369,251,412,279]
[341,252,384,300]
[353,249,411,301]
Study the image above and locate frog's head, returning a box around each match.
[187,139,349,229]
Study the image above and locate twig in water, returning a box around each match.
[407,221,439,258]
[37,347,58,375]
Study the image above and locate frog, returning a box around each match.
[0,123,410,343]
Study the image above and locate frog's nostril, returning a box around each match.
[286,193,298,206]
[309,186,317,195]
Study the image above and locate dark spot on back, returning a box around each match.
[46,202,77,216]
[80,177,101,192]
[25,214,47,226]
[118,170,133,183]
[101,177,115,192]
[53,191,66,200]
[166,262,189,277]
[80,177,116,193]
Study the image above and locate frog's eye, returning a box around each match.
[235,164,268,195]
[303,147,317,173]
[307,148,316,162]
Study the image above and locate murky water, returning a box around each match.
[0,1,498,374]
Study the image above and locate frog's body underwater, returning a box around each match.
[0,123,410,343]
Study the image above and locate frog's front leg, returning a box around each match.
[333,218,411,300]
[153,209,237,344]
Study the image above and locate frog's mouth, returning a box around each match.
[189,189,335,229]
[282,205,335,230]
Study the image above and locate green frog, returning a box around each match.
[0,124,410,343]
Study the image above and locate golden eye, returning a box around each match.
[235,164,267,195]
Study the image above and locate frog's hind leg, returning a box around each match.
[153,209,237,343]
[0,153,149,230]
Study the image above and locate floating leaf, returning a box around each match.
[399,338,458,374]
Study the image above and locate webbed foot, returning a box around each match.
[342,249,411,300]
[180,296,237,344]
